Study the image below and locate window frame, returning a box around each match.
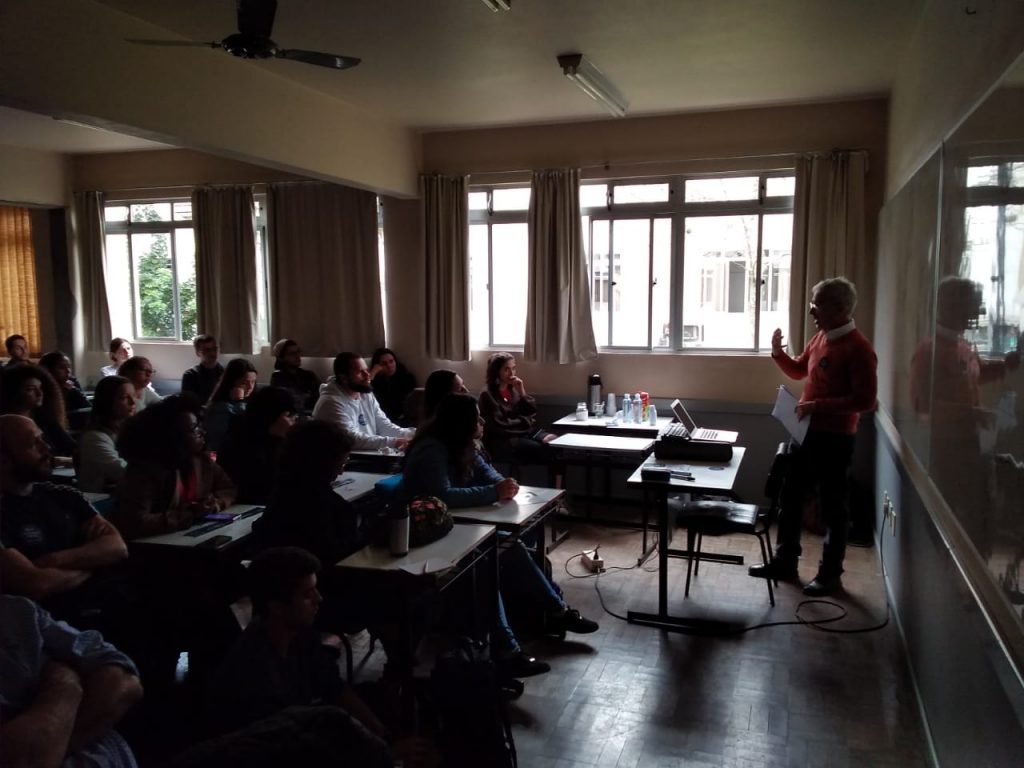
[103,198,196,342]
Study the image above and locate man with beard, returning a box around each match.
[312,352,414,452]
[749,277,877,596]
[0,415,128,617]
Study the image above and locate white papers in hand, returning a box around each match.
[398,558,453,576]
[772,385,810,444]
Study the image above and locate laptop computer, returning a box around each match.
[669,399,738,443]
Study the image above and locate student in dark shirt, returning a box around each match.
[369,347,417,425]
[38,350,91,416]
[218,385,297,504]
[181,334,225,407]
[0,362,77,458]
[4,333,30,366]
[203,357,257,453]
[270,338,321,414]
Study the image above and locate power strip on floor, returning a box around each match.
[581,547,605,573]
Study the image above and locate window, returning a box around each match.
[104,200,197,341]
[467,172,793,352]
[253,195,271,346]
[468,186,530,347]
[582,173,794,351]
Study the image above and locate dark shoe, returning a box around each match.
[803,575,842,596]
[498,678,525,701]
[748,559,798,580]
[545,607,599,638]
[494,651,550,679]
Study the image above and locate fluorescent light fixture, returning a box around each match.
[480,0,511,10]
[557,53,628,117]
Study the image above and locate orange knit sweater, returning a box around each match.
[774,328,878,434]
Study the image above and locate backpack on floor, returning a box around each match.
[425,637,517,768]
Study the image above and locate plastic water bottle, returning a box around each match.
[634,393,643,423]
[623,395,633,423]
[389,505,409,556]
[649,403,658,426]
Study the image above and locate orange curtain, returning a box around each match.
[0,206,41,355]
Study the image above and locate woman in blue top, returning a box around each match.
[204,358,257,452]
[403,392,598,677]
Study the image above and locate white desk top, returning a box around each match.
[551,432,655,453]
[52,466,76,479]
[626,447,746,494]
[553,414,673,436]
[133,504,264,549]
[336,523,495,576]
[332,471,391,502]
[450,486,564,528]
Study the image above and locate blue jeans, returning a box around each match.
[492,538,566,655]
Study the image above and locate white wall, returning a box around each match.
[0,144,68,206]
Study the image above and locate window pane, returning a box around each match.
[967,166,999,187]
[105,205,129,224]
[610,219,651,347]
[468,191,489,211]
[173,201,193,221]
[757,214,793,350]
[492,188,531,212]
[103,233,133,337]
[469,224,491,348]
[1010,162,1024,187]
[490,223,527,345]
[651,218,671,348]
[580,185,608,209]
[589,219,610,347]
[132,232,176,337]
[255,226,270,345]
[682,214,758,348]
[130,203,171,223]
[685,177,758,203]
[613,183,670,205]
[175,230,197,341]
[766,177,795,197]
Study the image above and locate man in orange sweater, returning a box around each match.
[750,277,877,596]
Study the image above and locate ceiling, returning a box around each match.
[0,105,171,153]
[91,0,924,131]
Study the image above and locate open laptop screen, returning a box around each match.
[670,399,697,432]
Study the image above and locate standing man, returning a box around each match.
[313,352,413,452]
[750,277,877,596]
[181,334,224,405]
[4,333,30,366]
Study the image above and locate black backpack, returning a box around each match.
[426,638,517,768]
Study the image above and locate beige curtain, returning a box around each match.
[421,174,469,361]
[790,151,869,347]
[524,169,597,363]
[269,182,382,356]
[193,186,258,353]
[71,192,110,352]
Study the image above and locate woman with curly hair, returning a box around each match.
[0,363,76,457]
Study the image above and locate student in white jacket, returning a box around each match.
[312,352,414,451]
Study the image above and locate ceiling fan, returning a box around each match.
[127,0,361,70]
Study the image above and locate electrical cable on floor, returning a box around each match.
[563,528,891,636]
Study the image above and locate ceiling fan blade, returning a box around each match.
[126,38,221,48]
[237,0,276,39]
[276,49,361,70]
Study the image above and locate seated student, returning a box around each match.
[369,347,417,425]
[118,356,162,414]
[112,394,236,540]
[217,385,296,504]
[204,358,257,453]
[478,352,557,461]
[0,594,144,768]
[403,393,598,675]
[0,414,128,621]
[181,334,225,406]
[419,368,468,425]
[4,333,30,367]
[313,352,414,452]
[269,338,321,414]
[77,375,135,493]
[0,362,77,458]
[101,337,132,378]
[203,549,392,747]
[38,350,91,416]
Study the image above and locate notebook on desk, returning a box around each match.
[668,399,738,443]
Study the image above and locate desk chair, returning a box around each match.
[673,442,790,606]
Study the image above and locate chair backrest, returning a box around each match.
[764,442,791,501]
